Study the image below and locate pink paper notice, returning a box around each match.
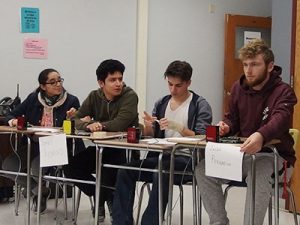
[23,38,48,59]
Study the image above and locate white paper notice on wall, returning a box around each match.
[244,31,261,45]
[205,142,244,181]
[39,133,68,167]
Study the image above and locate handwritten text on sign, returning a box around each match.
[39,134,68,167]
[205,142,244,181]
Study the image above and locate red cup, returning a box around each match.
[17,116,27,130]
[206,125,219,142]
[127,127,139,143]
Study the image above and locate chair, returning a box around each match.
[134,149,197,225]
[53,137,93,222]
[73,188,94,224]
[223,128,299,225]
[69,142,136,223]
[135,182,186,225]
[53,167,72,221]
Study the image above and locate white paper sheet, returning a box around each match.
[244,31,261,45]
[39,133,68,167]
[166,136,206,142]
[205,142,244,181]
[27,127,61,133]
[140,138,176,145]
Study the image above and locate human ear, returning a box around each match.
[268,62,274,72]
[40,84,46,91]
[98,80,104,88]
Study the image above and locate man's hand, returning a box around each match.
[66,107,77,119]
[159,118,184,132]
[80,116,92,122]
[86,122,103,132]
[143,111,157,127]
[217,121,230,136]
[240,132,264,154]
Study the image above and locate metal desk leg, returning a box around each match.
[72,137,76,220]
[197,150,202,225]
[94,145,103,225]
[158,153,163,225]
[37,165,42,225]
[271,147,279,225]
[26,137,31,225]
[250,155,256,225]
[14,182,20,216]
[197,188,202,225]
[265,145,279,225]
[191,150,198,225]
[14,133,20,216]
[166,146,176,225]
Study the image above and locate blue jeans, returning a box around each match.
[112,154,192,225]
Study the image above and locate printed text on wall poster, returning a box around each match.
[23,38,48,59]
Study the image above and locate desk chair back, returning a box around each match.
[285,128,299,225]
[289,128,299,151]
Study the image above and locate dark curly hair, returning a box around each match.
[96,59,125,81]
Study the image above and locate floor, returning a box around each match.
[0,183,298,225]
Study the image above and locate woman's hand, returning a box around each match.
[10,119,18,127]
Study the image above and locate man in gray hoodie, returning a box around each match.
[112,60,212,225]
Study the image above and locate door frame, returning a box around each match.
[223,14,272,113]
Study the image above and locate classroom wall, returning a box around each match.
[0,0,137,103]
[271,0,293,84]
[1,0,292,124]
[146,0,272,122]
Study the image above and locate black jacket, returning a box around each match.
[5,91,84,157]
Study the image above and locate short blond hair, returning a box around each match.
[238,39,274,64]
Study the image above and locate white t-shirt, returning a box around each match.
[164,93,193,138]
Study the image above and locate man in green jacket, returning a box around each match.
[64,59,139,223]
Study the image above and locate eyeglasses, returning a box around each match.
[45,78,64,86]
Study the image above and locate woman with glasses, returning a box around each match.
[1,68,84,214]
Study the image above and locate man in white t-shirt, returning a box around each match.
[112,60,213,225]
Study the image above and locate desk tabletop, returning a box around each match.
[67,132,127,141]
[167,136,279,147]
[166,135,207,147]
[0,125,127,141]
[0,125,280,147]
[94,138,174,151]
[0,125,35,134]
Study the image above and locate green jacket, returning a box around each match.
[75,85,139,131]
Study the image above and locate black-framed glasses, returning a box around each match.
[45,78,64,86]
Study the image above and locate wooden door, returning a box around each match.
[223,14,272,113]
[290,0,300,213]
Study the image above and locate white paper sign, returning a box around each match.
[244,31,261,45]
[205,142,244,181]
[39,133,68,167]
